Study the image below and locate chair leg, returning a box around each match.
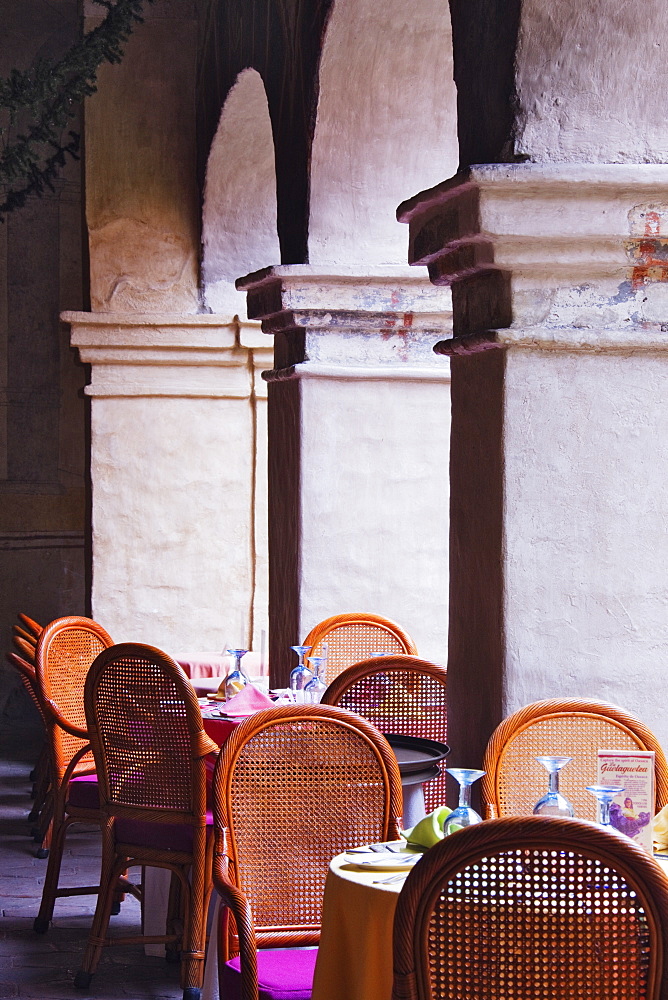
[179,831,212,1000]
[75,829,120,988]
[33,805,71,932]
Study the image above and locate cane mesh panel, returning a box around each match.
[42,625,109,777]
[229,719,390,932]
[427,848,651,999]
[326,660,448,811]
[93,654,194,812]
[304,615,417,683]
[496,715,645,821]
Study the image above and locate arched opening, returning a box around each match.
[201,68,280,317]
[309,0,459,265]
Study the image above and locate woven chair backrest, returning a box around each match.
[392,815,668,1000]
[6,652,46,724]
[481,698,668,821]
[84,643,210,822]
[213,704,403,949]
[303,613,418,684]
[321,655,448,811]
[36,616,113,780]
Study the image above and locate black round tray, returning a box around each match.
[384,733,450,778]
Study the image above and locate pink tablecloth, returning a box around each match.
[177,653,230,679]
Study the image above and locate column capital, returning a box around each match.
[236,265,452,377]
[63,311,272,398]
[397,163,668,355]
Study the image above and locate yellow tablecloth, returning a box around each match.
[311,853,407,1000]
[311,851,668,1000]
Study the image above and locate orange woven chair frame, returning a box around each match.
[75,643,219,1000]
[321,655,448,811]
[481,697,668,822]
[212,704,403,1000]
[303,612,418,684]
[32,615,114,931]
[392,815,668,1000]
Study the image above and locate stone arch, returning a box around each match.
[201,68,280,317]
[308,0,459,266]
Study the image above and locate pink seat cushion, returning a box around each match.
[220,947,318,1000]
[68,774,99,809]
[114,812,214,852]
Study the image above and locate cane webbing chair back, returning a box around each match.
[6,651,45,723]
[36,616,113,782]
[303,613,418,684]
[481,698,668,821]
[79,643,219,1000]
[212,704,403,959]
[392,816,668,1000]
[322,655,448,811]
[85,643,215,820]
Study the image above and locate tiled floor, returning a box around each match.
[0,722,183,1000]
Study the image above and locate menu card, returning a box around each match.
[597,749,655,854]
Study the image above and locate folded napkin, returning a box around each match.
[213,684,274,717]
[402,806,453,849]
[653,804,668,851]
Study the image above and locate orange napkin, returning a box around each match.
[214,684,274,717]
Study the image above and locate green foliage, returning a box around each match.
[0,0,152,218]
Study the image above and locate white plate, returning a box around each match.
[343,850,421,871]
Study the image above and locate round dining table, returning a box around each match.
[310,852,408,1000]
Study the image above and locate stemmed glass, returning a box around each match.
[304,656,327,704]
[289,645,313,703]
[224,648,249,700]
[586,785,626,836]
[443,768,486,835]
[533,756,575,817]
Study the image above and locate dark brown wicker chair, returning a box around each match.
[392,815,668,1000]
[481,697,668,821]
[212,704,403,1000]
[74,643,219,1000]
[321,655,447,811]
[32,616,114,928]
[302,613,418,684]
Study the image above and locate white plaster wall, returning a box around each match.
[91,396,255,656]
[515,1,668,162]
[298,375,450,664]
[503,348,668,752]
[202,69,280,318]
[309,0,459,266]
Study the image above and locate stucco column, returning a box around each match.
[237,265,452,686]
[65,311,272,656]
[399,163,668,766]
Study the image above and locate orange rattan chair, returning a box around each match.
[481,697,668,821]
[302,613,418,684]
[5,650,52,844]
[321,655,448,811]
[18,612,43,638]
[74,643,219,1000]
[32,615,114,930]
[212,704,403,1000]
[392,815,668,1000]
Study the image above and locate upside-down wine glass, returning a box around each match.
[586,785,626,837]
[533,756,575,817]
[304,656,327,704]
[224,648,249,700]
[289,645,312,703]
[443,768,486,835]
